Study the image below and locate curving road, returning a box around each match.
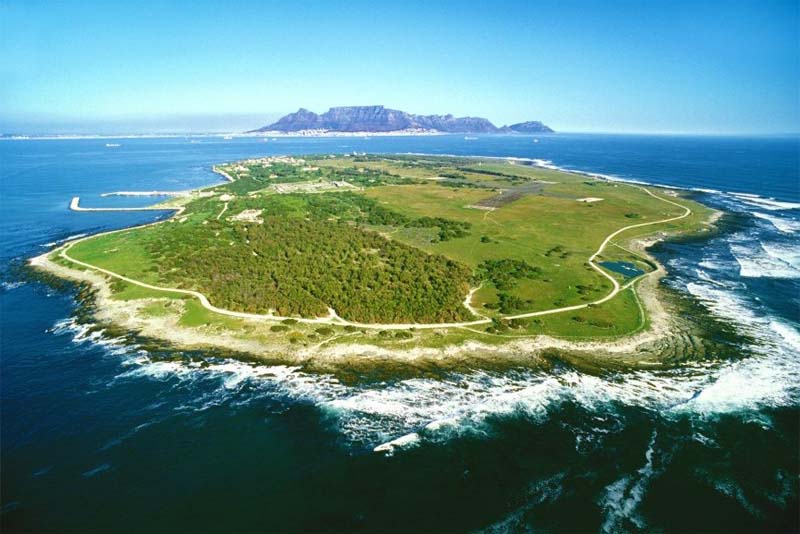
[56,185,691,331]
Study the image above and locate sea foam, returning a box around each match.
[599,431,660,532]
[46,227,800,453]
[729,193,800,211]
[729,241,800,279]
[49,304,800,452]
[753,212,800,233]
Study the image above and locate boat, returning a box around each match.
[223,135,233,140]
[464,136,478,140]
[533,138,539,143]
[105,143,121,147]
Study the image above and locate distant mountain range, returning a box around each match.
[248,106,554,134]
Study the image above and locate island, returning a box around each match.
[31,154,721,369]
[248,106,554,136]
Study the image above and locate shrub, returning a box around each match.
[488,317,509,333]
[509,318,527,329]
[477,259,541,290]
[497,292,533,314]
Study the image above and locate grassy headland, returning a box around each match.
[32,154,720,366]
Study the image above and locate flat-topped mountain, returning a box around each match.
[249,106,553,134]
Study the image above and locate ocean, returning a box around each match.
[1,133,798,532]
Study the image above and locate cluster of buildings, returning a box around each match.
[238,156,309,169]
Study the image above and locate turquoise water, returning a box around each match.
[1,134,798,531]
[600,261,645,278]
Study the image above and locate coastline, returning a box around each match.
[27,225,714,369]
[1,130,552,141]
[28,156,724,368]
[0,130,445,141]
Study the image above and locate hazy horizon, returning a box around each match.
[2,1,798,135]
[0,112,283,135]
[3,107,800,137]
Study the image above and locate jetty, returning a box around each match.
[100,191,191,198]
[70,197,178,212]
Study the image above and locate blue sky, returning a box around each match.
[1,0,798,134]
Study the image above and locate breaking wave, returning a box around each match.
[729,239,800,279]
[41,159,800,463]
[49,301,800,454]
[753,212,800,234]
[1,280,25,291]
[728,193,800,211]
[599,430,661,532]
[41,233,88,248]
[680,280,799,415]
[528,158,561,171]
[37,160,799,491]
[478,472,567,533]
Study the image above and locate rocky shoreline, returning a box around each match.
[29,223,723,373]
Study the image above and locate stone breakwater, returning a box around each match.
[69,197,178,212]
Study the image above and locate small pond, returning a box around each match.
[599,260,645,278]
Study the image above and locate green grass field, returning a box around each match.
[59,154,715,348]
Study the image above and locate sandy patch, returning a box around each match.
[229,209,263,224]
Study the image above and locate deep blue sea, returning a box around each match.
[1,134,798,532]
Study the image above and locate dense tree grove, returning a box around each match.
[482,291,533,313]
[142,194,474,323]
[130,158,558,323]
[496,292,534,313]
[475,259,542,290]
[439,171,468,179]
[458,166,532,183]
[234,192,471,243]
[410,216,471,241]
[438,180,489,190]
[331,167,417,187]
[242,162,327,185]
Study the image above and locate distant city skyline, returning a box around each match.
[2,0,798,134]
